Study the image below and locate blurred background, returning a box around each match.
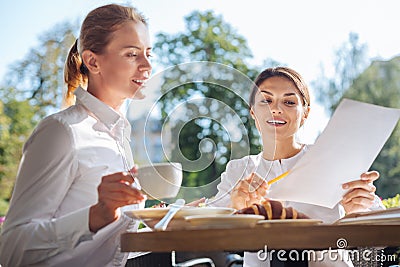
[1,0,399,215]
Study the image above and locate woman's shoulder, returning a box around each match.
[27,106,85,144]
[47,105,86,123]
[34,105,90,134]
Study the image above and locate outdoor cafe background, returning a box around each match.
[0,0,400,217]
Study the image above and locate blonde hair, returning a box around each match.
[63,4,147,107]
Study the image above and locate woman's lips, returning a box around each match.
[266,119,287,126]
[132,79,147,86]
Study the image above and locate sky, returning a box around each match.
[1,0,400,142]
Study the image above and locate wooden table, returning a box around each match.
[121,224,400,252]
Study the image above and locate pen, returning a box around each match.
[268,171,290,185]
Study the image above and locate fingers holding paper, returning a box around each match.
[341,171,379,214]
[230,172,269,210]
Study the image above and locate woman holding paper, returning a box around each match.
[211,66,384,266]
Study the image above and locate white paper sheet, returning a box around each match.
[268,99,400,208]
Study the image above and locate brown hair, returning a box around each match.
[63,4,147,106]
[249,67,311,113]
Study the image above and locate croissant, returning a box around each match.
[235,199,309,219]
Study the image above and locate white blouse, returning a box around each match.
[210,146,384,267]
[0,87,143,267]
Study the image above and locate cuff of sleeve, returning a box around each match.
[54,206,93,248]
[371,195,386,210]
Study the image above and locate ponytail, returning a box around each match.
[63,39,87,107]
[63,4,148,107]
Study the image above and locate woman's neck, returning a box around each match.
[87,84,124,111]
[262,138,303,161]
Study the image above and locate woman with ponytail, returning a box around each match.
[0,4,152,266]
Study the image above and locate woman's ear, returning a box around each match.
[250,107,261,133]
[300,106,311,127]
[81,50,100,74]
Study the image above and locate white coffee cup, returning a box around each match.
[137,162,183,199]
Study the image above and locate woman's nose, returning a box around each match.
[139,56,152,74]
[270,102,282,114]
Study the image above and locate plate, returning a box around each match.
[124,206,235,221]
[184,214,265,229]
[257,219,323,227]
[125,206,236,230]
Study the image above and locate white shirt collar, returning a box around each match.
[256,144,309,164]
[74,87,122,131]
[74,87,131,140]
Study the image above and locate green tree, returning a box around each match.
[0,96,39,215]
[313,32,369,114]
[342,56,400,198]
[152,10,262,200]
[1,21,78,117]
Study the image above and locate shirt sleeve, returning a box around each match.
[371,194,386,210]
[0,116,93,266]
[209,159,247,208]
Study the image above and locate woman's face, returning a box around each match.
[251,76,308,142]
[92,21,152,102]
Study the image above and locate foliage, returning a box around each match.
[154,10,255,74]
[0,21,78,117]
[312,32,369,114]
[382,194,400,209]
[0,97,39,215]
[0,199,9,218]
[152,10,264,200]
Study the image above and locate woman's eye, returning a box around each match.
[261,99,271,104]
[127,52,138,57]
[285,100,296,105]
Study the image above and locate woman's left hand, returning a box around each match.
[341,171,379,214]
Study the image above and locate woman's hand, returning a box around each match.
[89,171,146,233]
[230,172,269,210]
[341,171,379,214]
[186,197,207,207]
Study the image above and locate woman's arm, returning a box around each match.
[0,115,146,266]
[210,158,268,209]
[209,161,242,207]
[0,117,89,266]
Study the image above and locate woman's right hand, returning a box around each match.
[89,171,146,233]
[230,172,269,210]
